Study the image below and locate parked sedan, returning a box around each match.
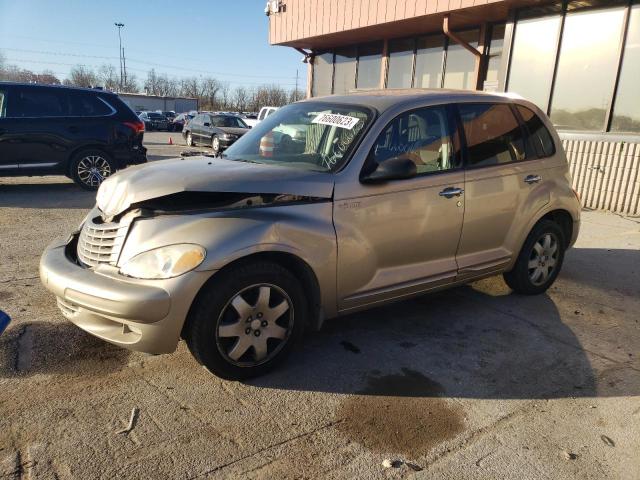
[183,113,250,154]
[170,113,193,132]
[139,111,169,131]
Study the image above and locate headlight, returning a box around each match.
[221,133,236,140]
[119,244,206,279]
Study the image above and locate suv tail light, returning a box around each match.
[123,120,145,134]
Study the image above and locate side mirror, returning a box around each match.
[203,122,211,127]
[361,155,417,183]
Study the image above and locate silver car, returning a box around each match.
[40,90,581,379]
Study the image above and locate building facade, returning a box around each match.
[268,0,640,215]
[118,93,198,113]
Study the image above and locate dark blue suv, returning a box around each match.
[0,82,147,190]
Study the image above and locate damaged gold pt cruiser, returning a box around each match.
[40,90,580,379]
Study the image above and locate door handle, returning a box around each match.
[439,187,464,198]
[524,174,541,184]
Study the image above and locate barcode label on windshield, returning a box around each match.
[311,113,360,130]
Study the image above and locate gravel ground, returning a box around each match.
[0,132,639,479]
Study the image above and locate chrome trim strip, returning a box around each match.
[0,164,19,169]
[20,162,58,168]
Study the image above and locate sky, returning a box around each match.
[0,0,307,91]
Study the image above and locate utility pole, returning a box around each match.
[114,22,124,90]
[295,69,299,101]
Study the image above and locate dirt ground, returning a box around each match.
[1,132,639,479]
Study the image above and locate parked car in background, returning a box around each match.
[40,90,580,379]
[139,111,169,131]
[257,106,278,123]
[183,113,250,154]
[0,82,146,190]
[170,113,194,132]
[161,111,176,122]
[242,113,259,128]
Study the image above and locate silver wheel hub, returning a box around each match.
[528,233,559,286]
[77,155,111,187]
[216,284,293,367]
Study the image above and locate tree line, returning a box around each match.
[0,52,303,112]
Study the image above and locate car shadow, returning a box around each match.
[0,181,95,209]
[250,248,640,401]
[0,321,131,378]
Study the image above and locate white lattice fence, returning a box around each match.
[562,138,640,215]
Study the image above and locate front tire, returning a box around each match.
[185,262,307,380]
[70,150,116,190]
[211,135,220,155]
[186,131,195,147]
[503,220,565,295]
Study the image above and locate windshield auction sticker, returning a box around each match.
[312,113,360,130]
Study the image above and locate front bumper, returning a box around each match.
[40,236,212,354]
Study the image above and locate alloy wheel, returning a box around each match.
[212,136,220,154]
[528,232,559,286]
[215,283,294,367]
[77,155,112,188]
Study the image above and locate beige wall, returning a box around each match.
[269,0,513,47]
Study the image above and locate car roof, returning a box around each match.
[0,81,117,95]
[301,89,524,113]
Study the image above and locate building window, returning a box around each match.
[356,42,383,89]
[550,7,626,131]
[443,30,479,90]
[414,35,445,88]
[485,24,505,89]
[507,15,562,111]
[611,4,640,133]
[387,38,415,89]
[312,52,333,97]
[333,47,357,95]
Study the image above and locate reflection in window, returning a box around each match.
[611,4,640,133]
[312,52,333,97]
[356,42,383,89]
[508,15,561,111]
[459,103,525,167]
[333,47,357,95]
[372,106,458,175]
[516,105,555,158]
[443,30,479,90]
[485,24,505,88]
[387,38,415,89]
[414,35,445,88]
[550,7,625,131]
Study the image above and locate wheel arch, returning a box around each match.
[182,250,323,339]
[539,209,574,248]
[66,145,113,176]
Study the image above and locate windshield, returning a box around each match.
[223,102,372,172]
[148,113,165,119]
[211,116,248,128]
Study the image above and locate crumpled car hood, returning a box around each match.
[96,156,334,217]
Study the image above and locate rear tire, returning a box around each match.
[184,262,307,380]
[186,131,195,147]
[211,135,220,155]
[503,220,565,295]
[70,150,116,191]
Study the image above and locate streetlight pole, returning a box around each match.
[114,22,124,90]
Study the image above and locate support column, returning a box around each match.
[379,39,389,89]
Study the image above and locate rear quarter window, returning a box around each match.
[0,89,6,118]
[515,105,556,158]
[68,92,113,117]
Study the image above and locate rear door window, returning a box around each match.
[7,87,68,118]
[68,92,113,117]
[515,105,555,158]
[458,103,526,167]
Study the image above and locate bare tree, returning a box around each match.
[121,73,139,93]
[233,86,249,112]
[98,64,119,91]
[67,65,97,87]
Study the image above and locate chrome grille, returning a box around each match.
[77,212,135,267]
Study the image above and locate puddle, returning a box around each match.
[336,368,464,458]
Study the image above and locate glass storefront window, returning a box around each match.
[414,35,445,88]
[550,7,626,130]
[443,30,479,90]
[611,4,640,133]
[312,52,334,97]
[387,38,415,89]
[356,42,383,89]
[333,47,357,95]
[507,15,562,111]
[485,24,505,89]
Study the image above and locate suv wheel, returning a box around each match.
[70,150,116,191]
[503,220,565,295]
[185,262,306,380]
[211,135,220,155]
[186,131,195,147]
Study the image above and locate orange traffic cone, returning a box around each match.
[168,137,173,145]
